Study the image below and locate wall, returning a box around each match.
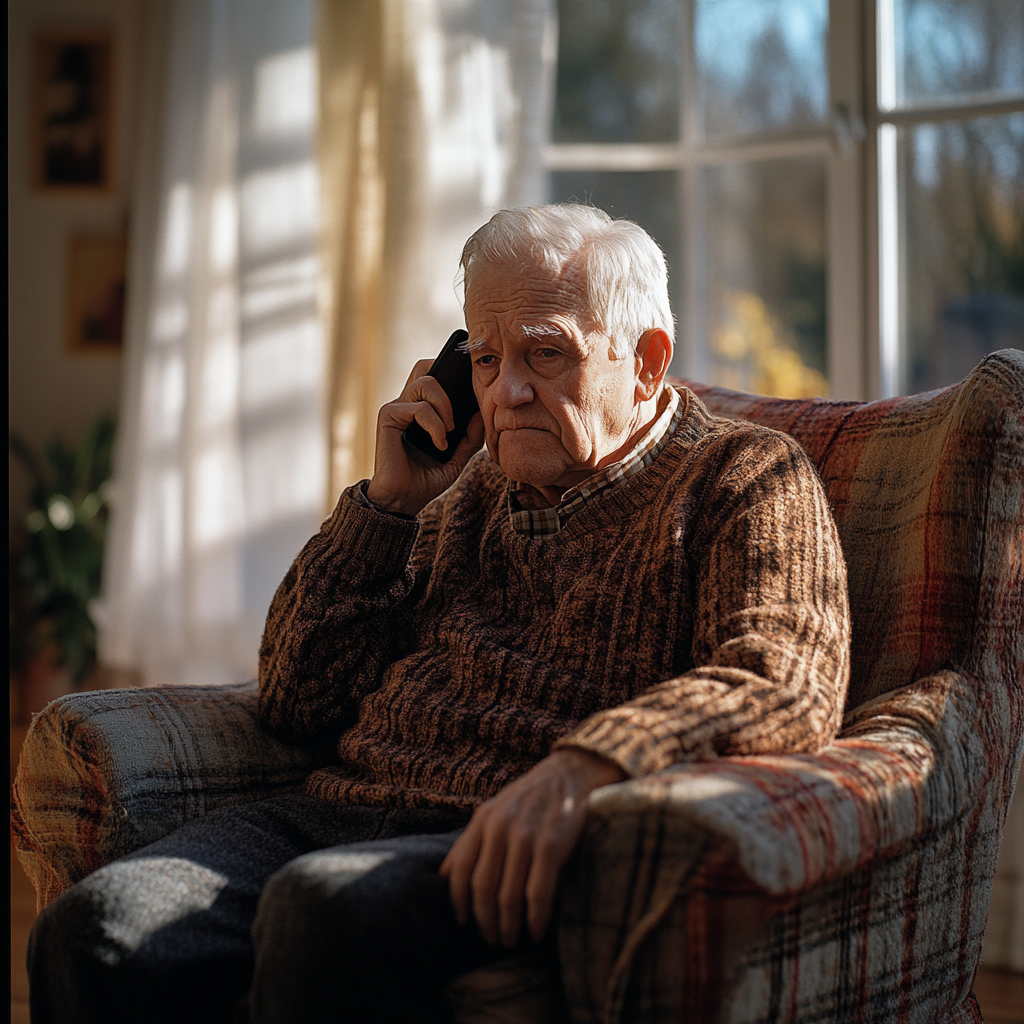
[7,0,145,543]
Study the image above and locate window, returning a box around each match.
[874,0,1024,395]
[547,0,1024,399]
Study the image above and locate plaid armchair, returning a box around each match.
[12,349,1024,1023]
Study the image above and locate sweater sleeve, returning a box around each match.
[555,429,851,777]
[257,482,430,746]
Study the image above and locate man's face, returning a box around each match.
[464,260,644,494]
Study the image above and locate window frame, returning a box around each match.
[867,0,1024,397]
[545,0,1024,401]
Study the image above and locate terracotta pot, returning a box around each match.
[18,648,75,720]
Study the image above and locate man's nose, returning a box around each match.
[491,361,534,407]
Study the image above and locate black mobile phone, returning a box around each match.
[402,329,479,463]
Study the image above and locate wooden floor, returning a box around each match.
[10,725,1024,1022]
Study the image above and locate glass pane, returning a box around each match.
[554,0,684,143]
[694,157,828,396]
[548,171,681,355]
[890,0,1024,107]
[900,113,1024,392]
[695,0,828,139]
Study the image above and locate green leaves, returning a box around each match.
[10,416,116,687]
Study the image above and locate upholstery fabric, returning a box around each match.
[11,349,1023,1024]
[11,682,312,912]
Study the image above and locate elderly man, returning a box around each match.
[29,205,849,1024]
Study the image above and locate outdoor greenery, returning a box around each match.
[9,417,116,687]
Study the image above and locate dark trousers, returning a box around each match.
[27,794,525,1024]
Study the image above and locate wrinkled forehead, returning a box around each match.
[464,257,592,330]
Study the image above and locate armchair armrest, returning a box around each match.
[11,682,315,912]
[559,669,1019,1024]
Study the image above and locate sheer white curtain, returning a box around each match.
[319,0,557,493]
[99,0,556,686]
[99,0,326,686]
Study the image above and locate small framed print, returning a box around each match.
[66,235,127,354]
[32,29,114,192]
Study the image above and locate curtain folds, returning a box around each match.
[99,0,555,686]
[318,0,556,495]
[99,0,326,686]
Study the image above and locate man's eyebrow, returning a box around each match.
[458,336,488,353]
[521,323,564,339]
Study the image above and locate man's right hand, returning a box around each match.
[366,358,485,517]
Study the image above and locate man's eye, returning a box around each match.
[476,354,497,366]
[538,348,559,359]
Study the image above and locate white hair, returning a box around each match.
[459,204,675,358]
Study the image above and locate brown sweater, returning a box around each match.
[258,388,850,810]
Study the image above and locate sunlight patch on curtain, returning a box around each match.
[98,0,325,687]
[318,0,557,495]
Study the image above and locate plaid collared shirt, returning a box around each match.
[508,387,684,539]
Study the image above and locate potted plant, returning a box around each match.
[9,416,115,717]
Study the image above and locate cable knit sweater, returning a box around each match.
[258,388,850,811]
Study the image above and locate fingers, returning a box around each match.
[524,834,560,943]
[403,374,454,430]
[445,801,526,948]
[477,809,566,947]
[441,823,482,928]
[404,358,435,389]
[378,374,454,451]
[442,752,616,948]
[496,832,531,947]
[406,400,451,451]
[368,367,471,515]
[401,370,455,434]
[470,808,509,946]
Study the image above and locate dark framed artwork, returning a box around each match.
[32,29,114,192]
[66,235,127,354]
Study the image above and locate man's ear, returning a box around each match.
[634,328,673,401]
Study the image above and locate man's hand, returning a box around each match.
[366,359,485,516]
[440,748,626,948]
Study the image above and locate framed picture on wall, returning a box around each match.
[66,235,127,354]
[31,29,114,192]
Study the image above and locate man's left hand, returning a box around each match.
[440,748,626,948]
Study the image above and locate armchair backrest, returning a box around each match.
[676,348,1024,713]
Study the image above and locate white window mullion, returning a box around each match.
[870,0,1024,398]
[876,121,901,397]
[876,0,897,112]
